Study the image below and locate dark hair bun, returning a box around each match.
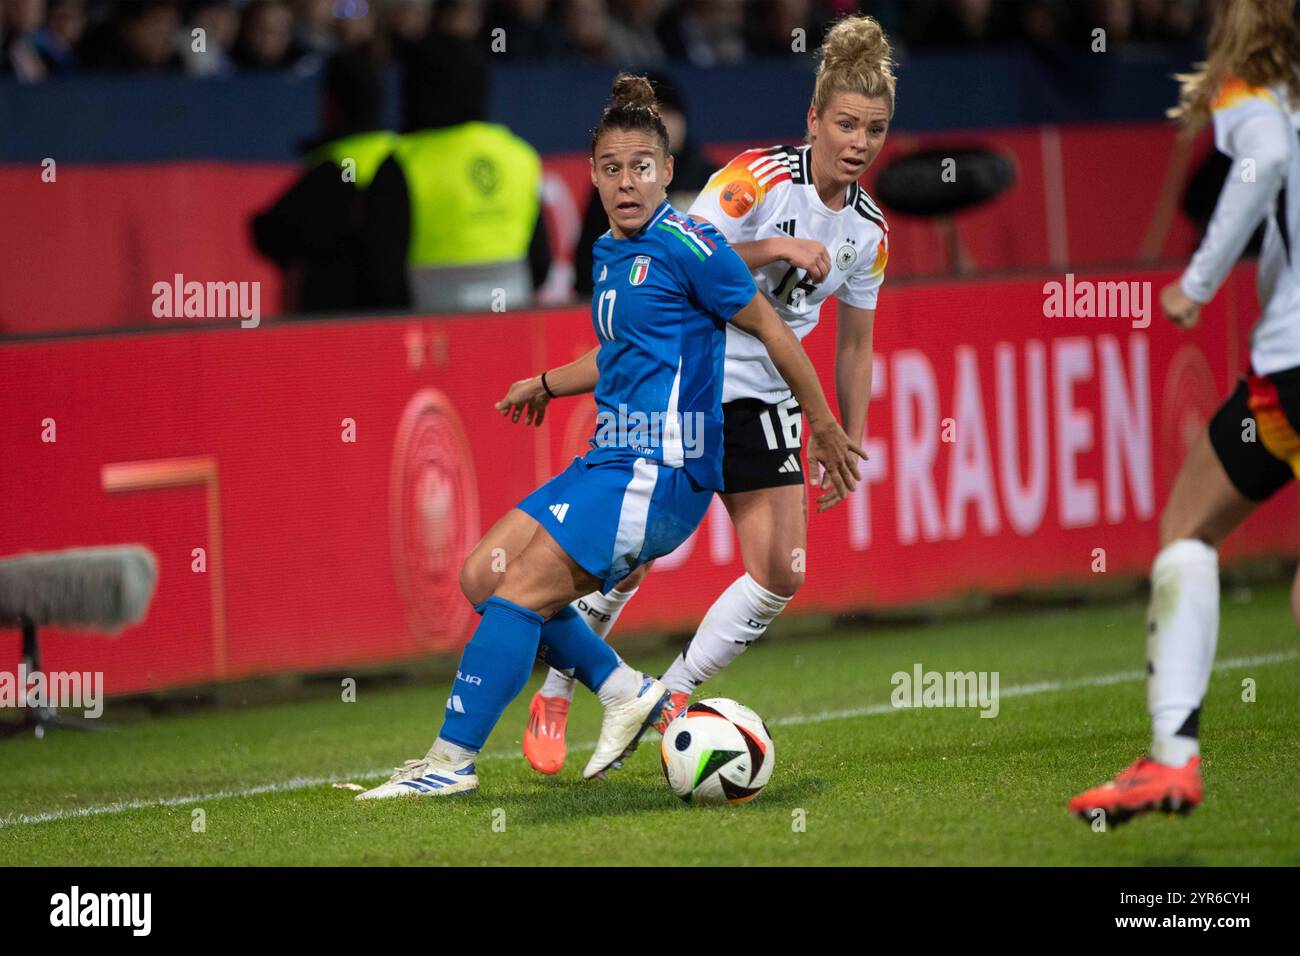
[591,72,670,156]
[610,73,660,115]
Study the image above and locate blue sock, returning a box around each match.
[471,598,617,690]
[538,604,620,691]
[438,596,543,751]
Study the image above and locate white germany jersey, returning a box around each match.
[1180,75,1300,375]
[688,144,889,403]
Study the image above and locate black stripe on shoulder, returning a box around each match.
[760,144,800,162]
[856,185,884,217]
[853,189,887,230]
[761,145,808,184]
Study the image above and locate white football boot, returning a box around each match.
[356,745,479,800]
[583,675,671,779]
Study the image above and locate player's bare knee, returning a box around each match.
[459,553,497,606]
[458,565,484,606]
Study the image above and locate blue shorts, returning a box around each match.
[517,453,714,593]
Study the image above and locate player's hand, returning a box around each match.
[780,238,832,284]
[495,375,550,426]
[1160,281,1202,330]
[813,480,852,512]
[805,419,867,509]
[810,450,869,511]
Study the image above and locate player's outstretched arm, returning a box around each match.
[733,237,831,283]
[816,303,876,511]
[495,346,600,426]
[730,292,866,500]
[1165,102,1292,328]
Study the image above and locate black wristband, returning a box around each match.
[540,370,558,399]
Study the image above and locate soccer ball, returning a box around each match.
[660,698,775,805]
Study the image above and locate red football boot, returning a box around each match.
[523,692,570,775]
[1069,755,1203,825]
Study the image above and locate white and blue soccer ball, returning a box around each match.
[660,698,775,805]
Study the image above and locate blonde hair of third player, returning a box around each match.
[1169,0,1300,134]
[810,15,897,126]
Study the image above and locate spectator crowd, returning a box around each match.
[2,0,1210,83]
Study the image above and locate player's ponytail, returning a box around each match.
[591,73,671,157]
[1169,0,1300,134]
[812,15,897,121]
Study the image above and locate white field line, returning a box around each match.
[1,649,1295,831]
[764,649,1297,726]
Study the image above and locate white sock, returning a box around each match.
[577,586,639,640]
[1147,539,1219,767]
[539,666,578,699]
[431,737,477,765]
[661,573,791,695]
[596,661,641,706]
[539,587,640,701]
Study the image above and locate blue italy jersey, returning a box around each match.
[587,200,756,490]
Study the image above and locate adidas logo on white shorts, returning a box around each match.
[778,453,800,474]
[549,502,570,523]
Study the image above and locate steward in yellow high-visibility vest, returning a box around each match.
[397,33,551,313]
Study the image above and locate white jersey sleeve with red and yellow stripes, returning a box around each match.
[688,146,793,243]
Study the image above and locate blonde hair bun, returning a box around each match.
[814,16,897,118]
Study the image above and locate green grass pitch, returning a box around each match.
[2,585,1297,866]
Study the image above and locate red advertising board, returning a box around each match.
[1,264,1293,696]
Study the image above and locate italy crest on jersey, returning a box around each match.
[629,255,652,286]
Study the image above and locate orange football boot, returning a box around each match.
[523,692,570,775]
[1069,755,1203,825]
